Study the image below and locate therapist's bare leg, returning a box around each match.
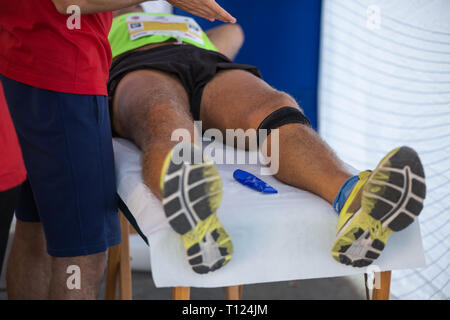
[7,220,106,299]
[7,221,51,299]
[47,252,106,299]
[201,70,353,204]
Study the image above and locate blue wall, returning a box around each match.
[174,0,322,129]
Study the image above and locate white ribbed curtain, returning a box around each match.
[319,0,450,299]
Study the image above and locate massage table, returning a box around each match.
[105,138,426,300]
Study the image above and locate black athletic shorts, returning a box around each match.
[107,43,262,122]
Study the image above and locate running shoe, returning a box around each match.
[332,146,426,267]
[160,143,233,274]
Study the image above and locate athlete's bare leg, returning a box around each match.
[112,69,195,199]
[112,64,424,271]
[200,69,353,204]
[112,69,233,274]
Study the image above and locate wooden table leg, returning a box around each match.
[225,285,243,300]
[173,287,191,300]
[118,212,132,300]
[365,270,392,300]
[372,271,391,300]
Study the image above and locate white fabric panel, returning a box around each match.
[319,0,450,299]
[113,138,425,288]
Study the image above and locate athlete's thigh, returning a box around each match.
[112,69,191,147]
[200,69,297,132]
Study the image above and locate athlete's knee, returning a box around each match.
[242,90,309,144]
[264,90,300,110]
[257,106,311,145]
[268,90,299,109]
[245,90,301,128]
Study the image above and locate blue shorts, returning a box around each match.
[1,75,121,257]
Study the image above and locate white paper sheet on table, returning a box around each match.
[113,138,426,288]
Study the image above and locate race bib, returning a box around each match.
[126,14,204,45]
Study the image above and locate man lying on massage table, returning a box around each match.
[108,6,426,274]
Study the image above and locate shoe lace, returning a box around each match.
[369,220,386,238]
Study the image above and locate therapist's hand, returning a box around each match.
[167,0,236,23]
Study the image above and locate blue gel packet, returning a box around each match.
[233,169,278,194]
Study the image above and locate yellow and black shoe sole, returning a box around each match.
[161,147,233,274]
[333,146,426,267]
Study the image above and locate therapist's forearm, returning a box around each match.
[51,0,145,14]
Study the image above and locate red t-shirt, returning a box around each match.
[0,81,26,192]
[0,0,112,95]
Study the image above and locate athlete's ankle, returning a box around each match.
[332,175,359,214]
